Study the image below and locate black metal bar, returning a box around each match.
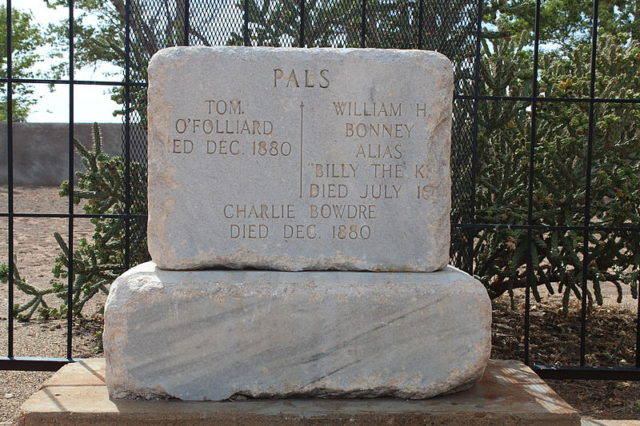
[0,357,76,372]
[417,0,425,49]
[0,85,632,103]
[453,223,640,233]
[4,80,640,101]
[0,213,146,219]
[360,0,367,48]
[299,0,305,47]
[0,216,582,229]
[2,356,639,379]
[0,0,634,385]
[6,0,14,360]
[466,0,483,274]
[2,357,638,379]
[183,0,190,46]
[454,94,640,104]
[0,78,146,87]
[0,213,629,230]
[124,0,132,271]
[534,365,640,381]
[67,0,75,361]
[523,0,542,366]
[580,0,600,367]
[243,0,250,46]
[0,215,628,231]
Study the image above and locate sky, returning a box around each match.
[19,0,122,123]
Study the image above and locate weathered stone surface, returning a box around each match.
[19,359,581,426]
[147,47,453,272]
[104,262,491,401]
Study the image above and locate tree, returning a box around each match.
[483,0,640,45]
[474,1,640,308]
[0,6,48,121]
[44,0,222,118]
[227,0,477,88]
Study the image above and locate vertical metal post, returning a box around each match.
[124,0,132,271]
[299,0,305,47]
[417,0,425,49]
[637,279,640,368]
[360,0,367,48]
[6,0,14,359]
[467,0,483,274]
[67,0,76,360]
[581,0,600,367]
[524,0,543,366]
[183,0,190,46]
[243,0,250,46]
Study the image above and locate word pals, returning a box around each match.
[274,68,330,88]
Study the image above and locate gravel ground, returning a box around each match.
[0,318,102,423]
[0,186,104,423]
[0,186,638,423]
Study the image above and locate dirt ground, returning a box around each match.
[0,186,639,423]
[0,186,107,422]
[491,294,640,420]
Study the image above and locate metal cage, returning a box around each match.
[2,0,639,382]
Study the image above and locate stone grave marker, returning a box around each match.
[104,47,491,402]
[147,47,453,271]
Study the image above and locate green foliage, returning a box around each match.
[228,0,473,50]
[44,0,125,73]
[0,260,57,321]
[483,0,640,44]
[44,0,218,118]
[54,123,149,317]
[44,0,201,73]
[45,0,128,117]
[29,0,638,313]
[228,0,476,87]
[475,6,640,308]
[0,6,48,121]
[227,0,361,47]
[2,123,149,320]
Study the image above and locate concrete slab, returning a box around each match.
[0,122,128,186]
[18,358,580,425]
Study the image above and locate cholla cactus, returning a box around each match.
[474,35,640,310]
[3,123,149,320]
[50,123,149,317]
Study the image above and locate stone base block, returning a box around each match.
[104,262,491,401]
[18,359,581,425]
